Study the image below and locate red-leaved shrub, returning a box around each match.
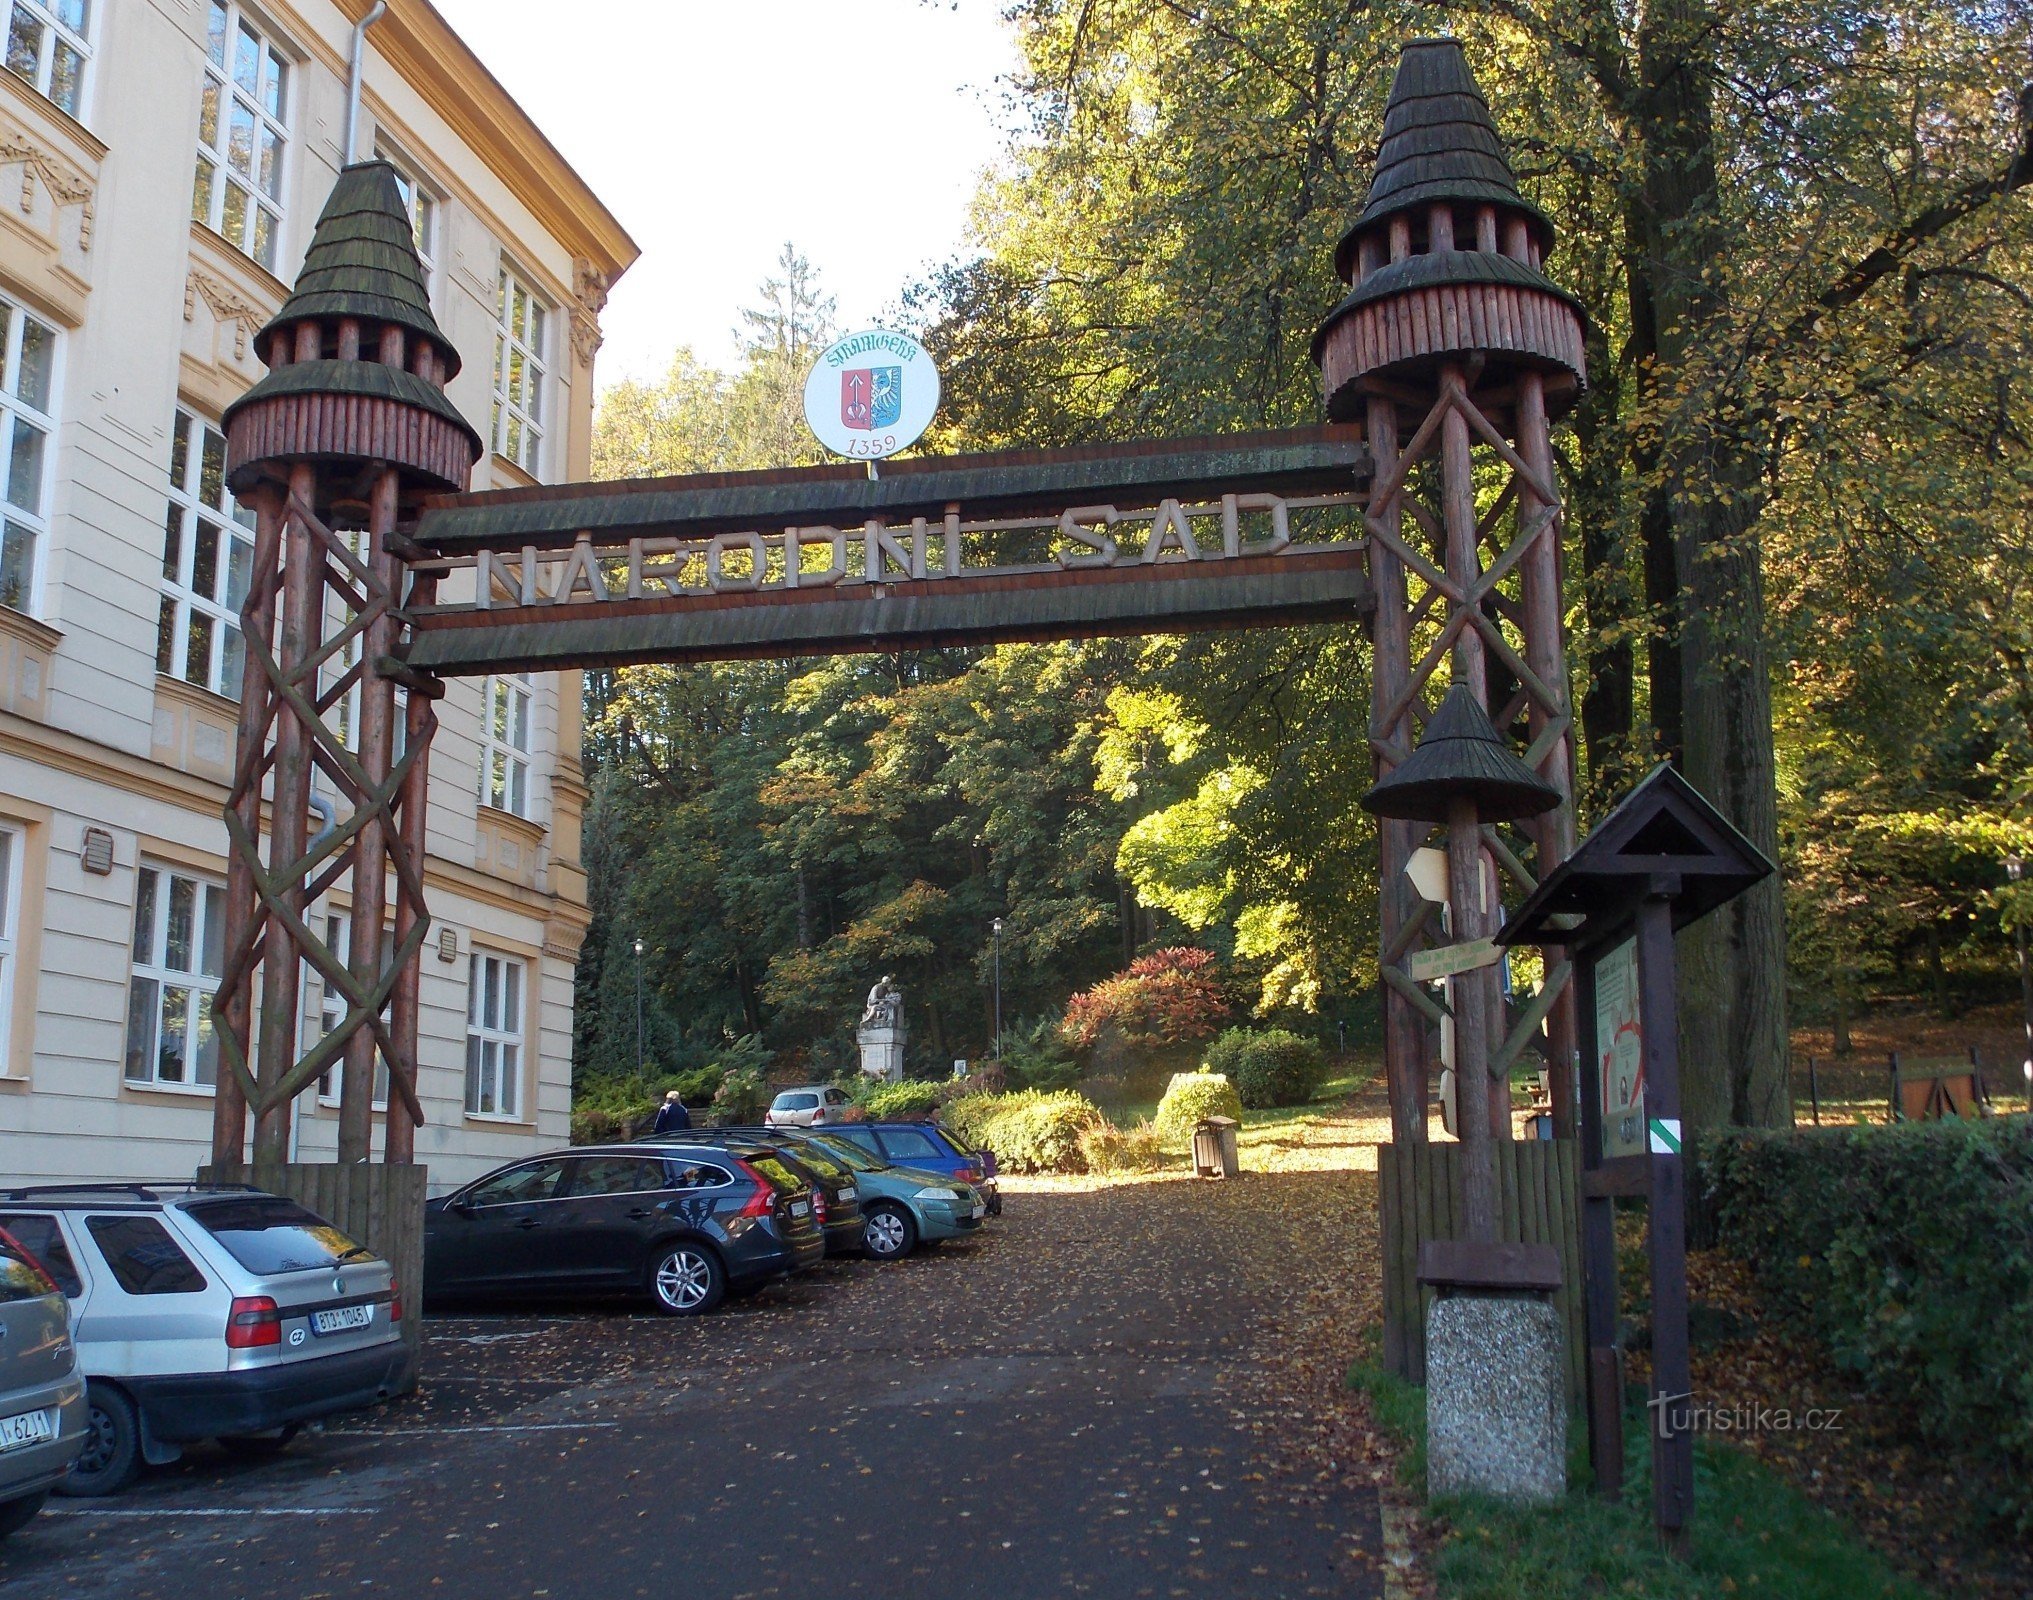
[1061,947,1231,1052]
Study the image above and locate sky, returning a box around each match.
[429,0,1022,388]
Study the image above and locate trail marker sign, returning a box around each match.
[803,328,940,462]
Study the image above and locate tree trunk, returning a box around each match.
[1632,0,1789,1132]
[1570,314,1636,809]
[1926,923,1951,1018]
[1832,973,1853,1057]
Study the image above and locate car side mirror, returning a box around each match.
[451,1198,477,1217]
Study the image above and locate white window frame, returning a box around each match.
[0,294,57,618]
[491,266,548,474]
[193,0,289,272]
[4,0,90,119]
[158,410,255,696]
[125,864,225,1094]
[311,911,388,1110]
[375,142,439,294]
[464,951,524,1119]
[0,828,18,1063]
[477,672,533,817]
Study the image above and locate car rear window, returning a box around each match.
[829,1127,882,1157]
[745,1155,807,1195]
[0,1214,82,1297]
[0,1236,54,1303]
[773,1093,818,1111]
[85,1215,208,1296]
[805,1134,882,1173]
[185,1197,372,1276]
[877,1127,945,1163]
[775,1143,844,1179]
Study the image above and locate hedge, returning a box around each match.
[944,1089,1105,1174]
[1152,1071,1244,1144]
[1203,1027,1326,1108]
[1702,1118,2033,1534]
[855,1079,945,1119]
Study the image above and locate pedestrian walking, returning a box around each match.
[651,1090,691,1134]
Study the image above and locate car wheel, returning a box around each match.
[218,1424,302,1457]
[57,1383,140,1498]
[863,1203,917,1260]
[0,1490,47,1539]
[648,1242,725,1315]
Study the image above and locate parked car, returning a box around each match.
[644,1132,863,1255]
[775,1130,987,1260]
[0,1185,410,1497]
[826,1121,1002,1216]
[763,1084,856,1127]
[424,1144,824,1316]
[0,1226,86,1538]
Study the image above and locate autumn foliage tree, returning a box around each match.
[1061,948,1232,1053]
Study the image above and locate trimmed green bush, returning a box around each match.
[944,1089,1105,1174]
[1152,1071,1243,1144]
[855,1078,944,1119]
[1702,1118,2033,1534]
[1203,1027,1326,1109]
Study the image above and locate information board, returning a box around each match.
[1595,934,1646,1157]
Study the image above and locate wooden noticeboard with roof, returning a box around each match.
[1498,763,1775,1550]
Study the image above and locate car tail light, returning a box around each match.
[733,1161,774,1220]
[812,1109,827,1124]
[389,1278,404,1324]
[959,1164,984,1185]
[226,1295,282,1349]
[812,1188,829,1223]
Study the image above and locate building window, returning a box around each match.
[158,410,255,696]
[491,268,547,473]
[126,864,224,1092]
[478,673,532,817]
[0,296,54,616]
[312,911,387,1108]
[5,0,89,117]
[464,952,523,1118]
[376,146,438,291]
[193,0,288,272]
[0,828,17,1059]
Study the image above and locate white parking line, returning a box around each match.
[46,1507,375,1518]
[357,1422,621,1436]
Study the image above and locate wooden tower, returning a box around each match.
[211,161,481,1171]
[1313,39,1588,1215]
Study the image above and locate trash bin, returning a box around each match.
[1192,1115,1241,1179]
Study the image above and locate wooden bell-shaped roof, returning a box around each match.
[1362,684,1563,823]
[1334,37,1552,281]
[255,160,461,379]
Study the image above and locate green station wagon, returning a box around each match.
[768,1129,986,1259]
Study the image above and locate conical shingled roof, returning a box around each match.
[1362,684,1562,823]
[256,160,461,378]
[1334,37,1552,280]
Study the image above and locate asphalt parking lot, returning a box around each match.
[1,1177,1385,1600]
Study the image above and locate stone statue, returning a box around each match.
[860,975,903,1030]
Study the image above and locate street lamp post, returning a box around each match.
[633,937,645,1072]
[991,918,1004,1073]
[2009,859,2032,1112]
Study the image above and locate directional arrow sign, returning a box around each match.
[1406,937,1503,984]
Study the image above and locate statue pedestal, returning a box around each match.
[857,1024,906,1082]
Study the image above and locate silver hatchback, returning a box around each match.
[0,1227,86,1538]
[0,1185,412,1496]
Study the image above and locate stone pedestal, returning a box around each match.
[857,1024,906,1082]
[1425,1293,1566,1504]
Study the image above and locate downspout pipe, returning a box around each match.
[342,2,388,164]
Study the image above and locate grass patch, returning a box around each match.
[1346,1338,1925,1600]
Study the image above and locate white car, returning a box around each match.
[0,1184,411,1495]
[763,1084,855,1127]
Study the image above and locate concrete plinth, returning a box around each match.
[1425,1292,1565,1505]
[857,1024,906,1082]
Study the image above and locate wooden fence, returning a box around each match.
[1378,1138,1584,1398]
[198,1162,427,1387]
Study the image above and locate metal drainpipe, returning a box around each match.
[342,2,388,164]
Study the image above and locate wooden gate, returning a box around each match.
[1378,1138,1584,1398]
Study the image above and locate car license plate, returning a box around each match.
[311,1304,374,1336]
[789,1201,809,1219]
[971,1201,987,1220]
[838,1186,856,1202]
[0,1408,52,1452]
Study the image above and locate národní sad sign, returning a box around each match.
[803,329,941,462]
